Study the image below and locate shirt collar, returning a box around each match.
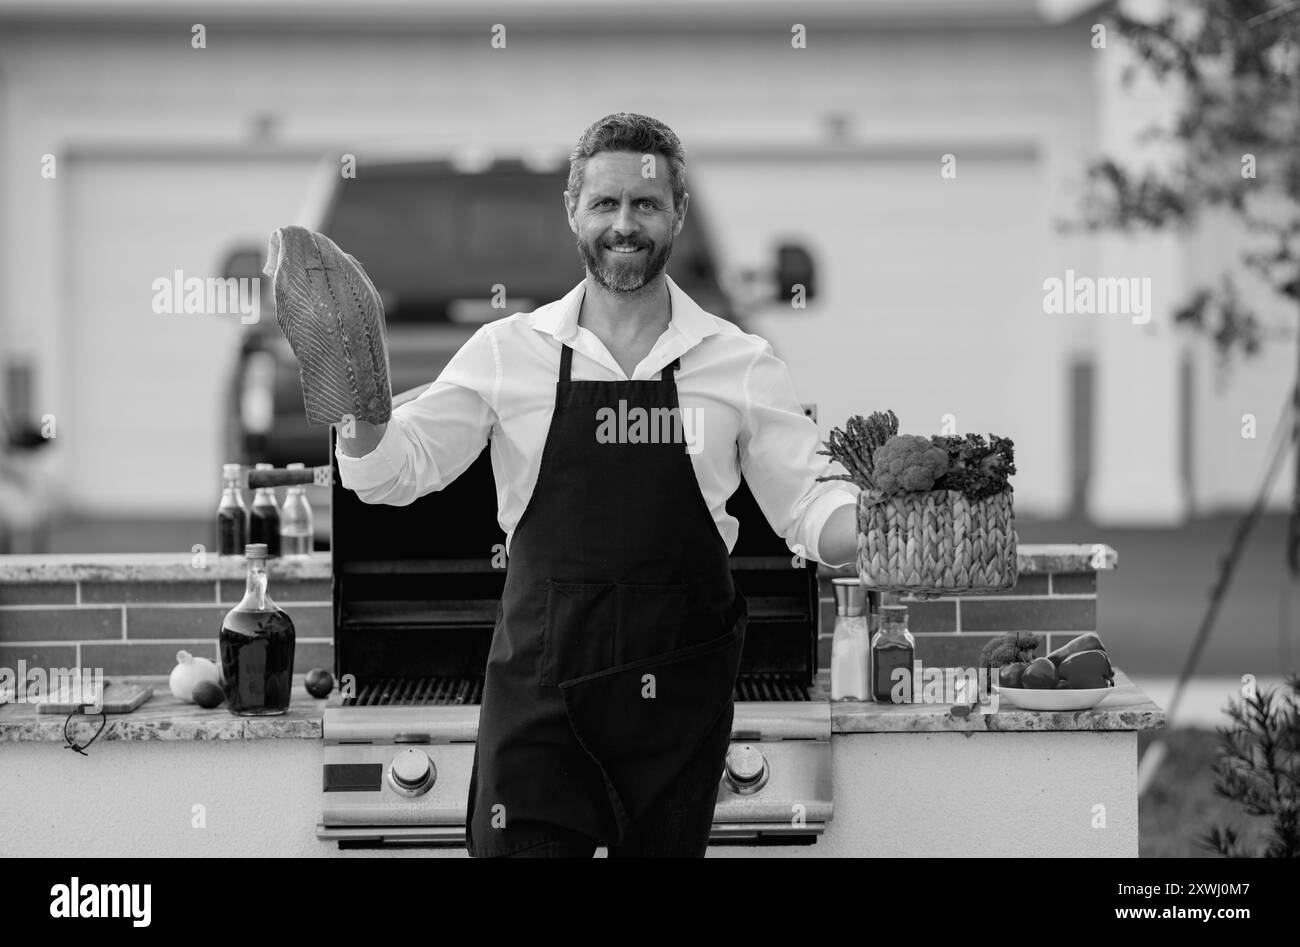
[528,274,721,350]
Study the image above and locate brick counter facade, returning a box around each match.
[0,553,334,676]
[0,544,1115,679]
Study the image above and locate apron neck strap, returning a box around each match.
[559,344,681,383]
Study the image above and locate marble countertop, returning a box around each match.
[0,552,330,583]
[0,676,325,742]
[825,669,1164,733]
[1,669,1162,742]
[0,543,1115,583]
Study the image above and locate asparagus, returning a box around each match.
[816,410,898,491]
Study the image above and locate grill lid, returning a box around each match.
[329,427,819,688]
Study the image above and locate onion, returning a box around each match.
[169,650,221,703]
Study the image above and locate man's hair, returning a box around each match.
[566,112,686,215]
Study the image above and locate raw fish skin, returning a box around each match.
[263,225,393,426]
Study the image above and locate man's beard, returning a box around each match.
[576,229,675,294]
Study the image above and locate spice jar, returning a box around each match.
[870,604,915,703]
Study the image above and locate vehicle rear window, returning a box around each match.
[324,164,716,323]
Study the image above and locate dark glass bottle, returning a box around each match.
[215,463,249,556]
[249,462,282,557]
[220,543,296,715]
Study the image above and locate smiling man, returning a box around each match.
[334,112,859,858]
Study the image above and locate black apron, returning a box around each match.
[466,341,747,856]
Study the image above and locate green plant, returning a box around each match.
[1074,2,1300,577]
[818,413,1017,501]
[816,411,898,491]
[1202,673,1300,857]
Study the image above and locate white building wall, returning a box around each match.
[0,12,1285,520]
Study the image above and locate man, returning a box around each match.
[335,113,860,857]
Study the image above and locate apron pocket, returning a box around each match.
[542,581,698,685]
[541,581,618,686]
[613,582,693,667]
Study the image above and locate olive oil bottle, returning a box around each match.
[220,544,295,715]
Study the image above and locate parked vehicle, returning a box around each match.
[220,149,815,544]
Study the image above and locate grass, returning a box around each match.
[1138,727,1274,857]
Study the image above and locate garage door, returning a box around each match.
[66,155,319,515]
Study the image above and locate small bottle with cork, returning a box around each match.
[215,463,249,556]
[279,462,314,557]
[249,462,282,557]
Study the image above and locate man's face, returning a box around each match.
[565,151,688,294]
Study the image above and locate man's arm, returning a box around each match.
[334,327,496,505]
[337,382,435,457]
[817,504,858,569]
[737,340,859,568]
[336,420,387,458]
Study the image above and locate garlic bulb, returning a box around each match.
[169,650,221,703]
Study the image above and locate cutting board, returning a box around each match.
[35,683,153,714]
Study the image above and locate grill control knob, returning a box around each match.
[723,743,769,795]
[388,748,436,797]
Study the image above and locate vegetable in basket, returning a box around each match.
[930,433,1017,500]
[816,411,898,492]
[871,435,949,495]
[817,411,1016,501]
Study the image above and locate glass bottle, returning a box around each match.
[830,578,873,701]
[215,463,248,556]
[220,543,296,716]
[249,462,282,557]
[871,604,916,703]
[280,462,314,557]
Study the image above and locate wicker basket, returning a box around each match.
[856,488,1018,595]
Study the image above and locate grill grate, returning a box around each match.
[341,673,809,706]
[735,672,811,702]
[344,676,485,707]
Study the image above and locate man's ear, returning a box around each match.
[563,190,578,235]
[673,192,690,236]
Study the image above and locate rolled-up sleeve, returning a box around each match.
[335,324,497,506]
[737,341,859,566]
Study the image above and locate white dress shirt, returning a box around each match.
[335,274,859,566]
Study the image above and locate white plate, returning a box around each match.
[993,682,1113,711]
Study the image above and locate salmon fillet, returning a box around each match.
[263,225,392,426]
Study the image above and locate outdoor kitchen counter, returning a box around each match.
[0,672,1161,858]
[0,544,1158,856]
[0,671,1162,742]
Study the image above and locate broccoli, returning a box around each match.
[978,631,1041,668]
[870,434,950,495]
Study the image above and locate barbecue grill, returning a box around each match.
[317,419,833,848]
